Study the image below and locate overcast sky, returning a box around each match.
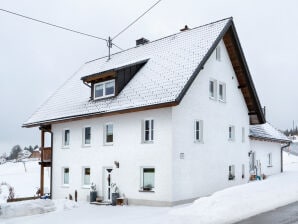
[0,0,297,154]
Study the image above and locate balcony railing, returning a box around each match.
[42,147,52,162]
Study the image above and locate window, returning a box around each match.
[62,167,69,185]
[228,125,235,141]
[82,167,91,186]
[242,127,245,143]
[94,80,115,99]
[180,153,185,160]
[144,119,154,142]
[228,165,235,180]
[141,168,155,191]
[194,120,203,142]
[62,129,70,147]
[105,124,113,144]
[209,79,217,99]
[242,164,245,179]
[216,46,221,61]
[83,127,91,145]
[268,153,272,167]
[218,82,226,102]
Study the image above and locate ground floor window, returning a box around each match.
[141,167,155,191]
[228,165,235,180]
[62,167,69,185]
[82,167,91,186]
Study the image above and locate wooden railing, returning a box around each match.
[42,147,52,162]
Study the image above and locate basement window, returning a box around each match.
[228,165,235,180]
[94,80,115,99]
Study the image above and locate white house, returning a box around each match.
[23,18,286,206]
[249,123,290,177]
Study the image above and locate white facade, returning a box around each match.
[249,140,282,176]
[52,108,174,205]
[171,40,250,202]
[51,40,252,205]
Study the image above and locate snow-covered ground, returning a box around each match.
[1,153,298,224]
[0,160,50,202]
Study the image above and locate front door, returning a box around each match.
[103,168,113,202]
[249,151,256,173]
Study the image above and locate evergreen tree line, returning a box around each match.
[2,145,39,160]
[284,127,298,136]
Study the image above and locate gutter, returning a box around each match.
[281,142,291,173]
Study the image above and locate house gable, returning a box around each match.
[175,19,265,125]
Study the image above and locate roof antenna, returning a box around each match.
[106,0,162,60]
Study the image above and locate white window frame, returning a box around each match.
[62,167,70,186]
[62,129,70,148]
[140,167,155,191]
[218,82,226,102]
[228,165,235,180]
[216,45,221,61]
[93,80,115,100]
[228,125,235,141]
[242,127,245,143]
[194,120,204,143]
[209,79,217,100]
[268,153,273,167]
[104,123,114,145]
[143,119,154,143]
[82,127,91,146]
[82,167,91,188]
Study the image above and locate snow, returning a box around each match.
[0,161,50,200]
[1,153,298,224]
[24,18,231,127]
[250,122,290,142]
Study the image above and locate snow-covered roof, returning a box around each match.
[249,123,290,143]
[23,17,264,127]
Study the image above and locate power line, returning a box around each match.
[0,8,108,41]
[112,0,162,40]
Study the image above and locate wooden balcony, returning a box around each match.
[39,147,52,167]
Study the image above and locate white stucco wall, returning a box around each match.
[51,108,173,204]
[249,139,281,176]
[171,40,250,202]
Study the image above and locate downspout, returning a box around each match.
[281,142,291,173]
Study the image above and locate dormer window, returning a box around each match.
[94,80,115,99]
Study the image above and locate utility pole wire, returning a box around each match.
[112,0,162,40]
[0,8,108,41]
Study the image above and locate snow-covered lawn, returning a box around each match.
[0,160,50,201]
[1,153,298,224]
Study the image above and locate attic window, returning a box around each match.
[94,80,115,99]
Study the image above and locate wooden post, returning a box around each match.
[40,130,45,196]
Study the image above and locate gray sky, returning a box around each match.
[0,0,297,154]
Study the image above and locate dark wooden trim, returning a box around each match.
[23,101,178,128]
[7,196,39,203]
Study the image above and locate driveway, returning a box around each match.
[236,201,298,224]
